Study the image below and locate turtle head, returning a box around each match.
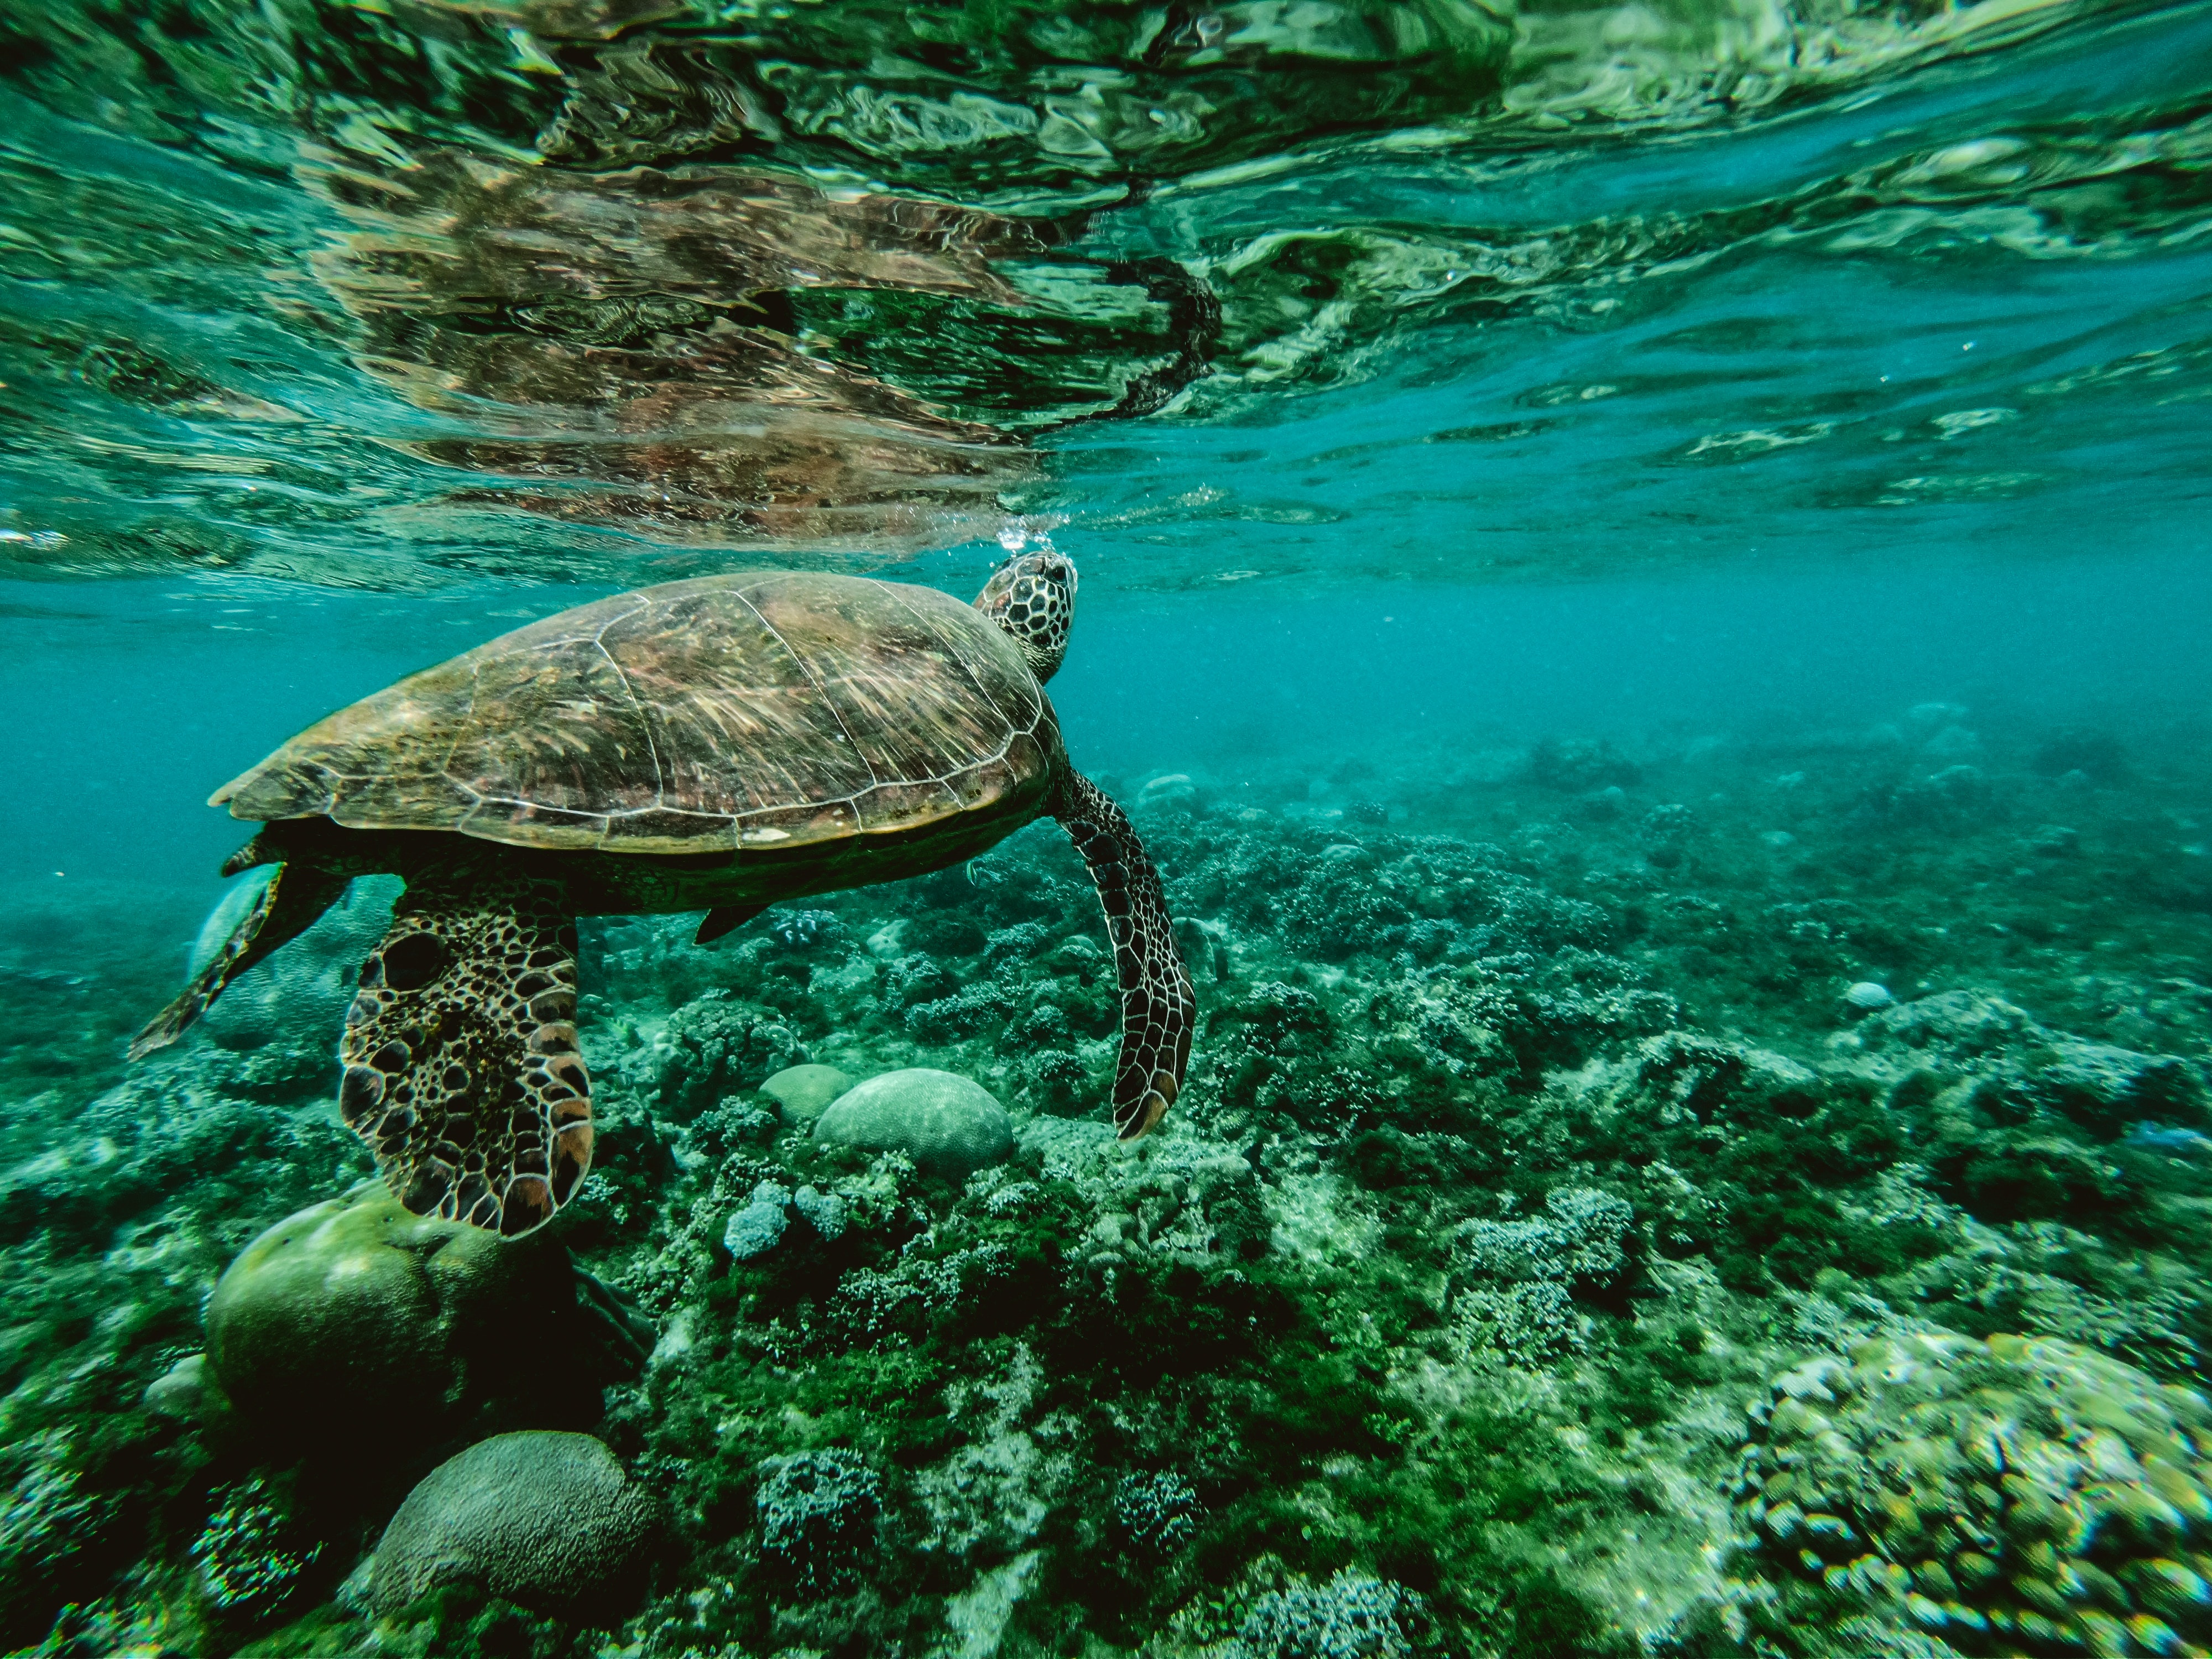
[974,549,1077,683]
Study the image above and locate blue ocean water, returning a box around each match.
[3,0,2211,1653]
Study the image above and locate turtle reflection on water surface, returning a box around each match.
[131,552,1195,1239]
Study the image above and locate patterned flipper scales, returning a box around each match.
[129,861,347,1061]
[1056,772,1196,1138]
[338,869,591,1238]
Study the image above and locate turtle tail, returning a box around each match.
[1053,771,1197,1138]
[129,851,348,1060]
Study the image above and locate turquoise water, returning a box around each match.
[4,1,2212,1654]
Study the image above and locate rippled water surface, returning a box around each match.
[3,1,2212,1655]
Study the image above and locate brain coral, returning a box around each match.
[372,1431,656,1622]
[1731,1331,2212,1657]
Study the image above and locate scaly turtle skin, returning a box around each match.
[133,552,1193,1239]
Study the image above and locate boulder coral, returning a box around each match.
[371,1431,657,1623]
[812,1067,1013,1181]
[203,1186,601,1459]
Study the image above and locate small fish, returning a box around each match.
[2125,1121,2211,1152]
[0,964,90,990]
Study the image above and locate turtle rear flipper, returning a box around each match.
[340,868,591,1239]
[129,861,347,1061]
[1055,772,1196,1139]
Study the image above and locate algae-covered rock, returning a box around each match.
[141,1353,220,1423]
[1871,990,2039,1060]
[371,1431,655,1622]
[756,1448,880,1591]
[204,1186,591,1457]
[1455,1187,1634,1286]
[760,1063,855,1124]
[813,1068,1012,1180]
[2023,1039,2204,1136]
[1731,1330,2212,1655]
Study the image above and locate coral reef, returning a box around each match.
[191,1479,320,1620]
[1731,1332,2212,1657]
[2,702,2209,1658]
[759,1062,855,1124]
[1229,1568,1427,1659]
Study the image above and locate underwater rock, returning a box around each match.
[1731,1331,2212,1655]
[204,1186,594,1458]
[2033,729,2127,782]
[760,1062,855,1124]
[1639,802,1696,845]
[1527,738,1641,792]
[755,1448,880,1592]
[2016,1039,2205,1137]
[1577,783,1630,822]
[2026,823,2082,858]
[140,1353,218,1422]
[370,1431,656,1622]
[1890,762,1992,825]
[1871,990,2038,1060]
[813,1068,1013,1181]
[1619,1031,1820,1125]
[1921,723,1985,761]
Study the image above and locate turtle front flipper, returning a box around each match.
[339,868,591,1238]
[696,903,766,945]
[129,860,348,1061]
[1054,772,1196,1139]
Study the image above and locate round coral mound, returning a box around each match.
[204,1185,591,1459]
[371,1431,656,1623]
[812,1067,1011,1180]
[1733,1330,2212,1656]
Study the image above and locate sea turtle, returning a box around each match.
[132,552,1195,1238]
